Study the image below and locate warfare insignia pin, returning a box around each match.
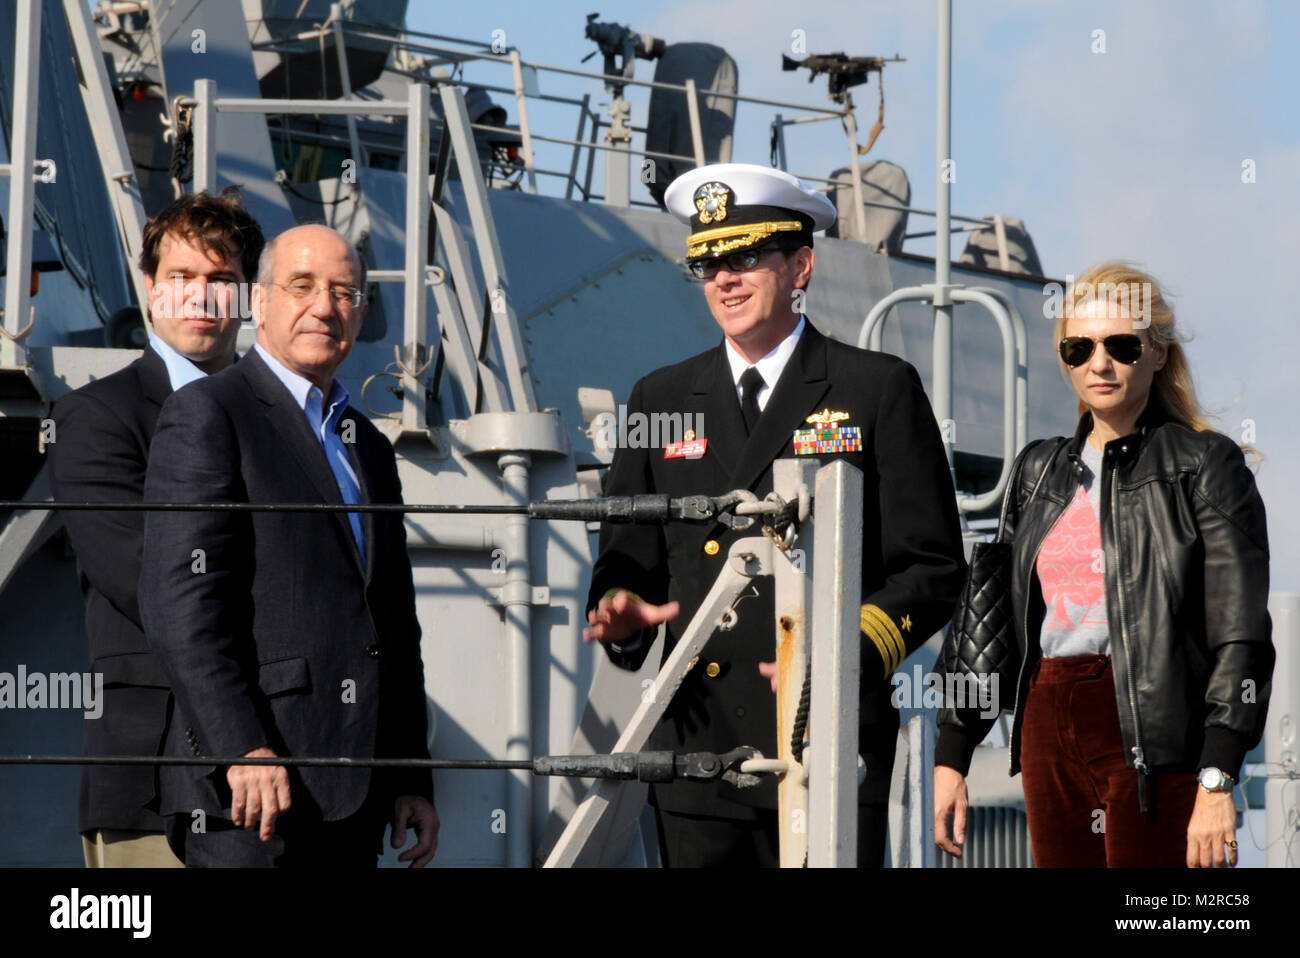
[805,408,851,426]
[693,181,732,225]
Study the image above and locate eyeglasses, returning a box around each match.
[687,247,782,281]
[1058,334,1145,367]
[274,280,364,308]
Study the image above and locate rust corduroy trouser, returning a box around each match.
[1020,654,1198,867]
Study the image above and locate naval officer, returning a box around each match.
[584,163,966,867]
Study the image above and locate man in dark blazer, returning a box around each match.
[584,164,966,867]
[48,188,264,867]
[139,224,437,867]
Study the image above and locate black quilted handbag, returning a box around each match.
[940,440,1055,702]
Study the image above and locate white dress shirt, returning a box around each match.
[608,316,807,655]
[722,315,806,410]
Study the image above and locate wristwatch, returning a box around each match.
[1197,767,1236,793]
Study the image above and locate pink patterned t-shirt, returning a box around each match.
[1035,441,1110,656]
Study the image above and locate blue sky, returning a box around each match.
[411,0,1299,587]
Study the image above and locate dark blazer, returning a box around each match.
[48,346,174,834]
[138,348,431,824]
[588,321,966,818]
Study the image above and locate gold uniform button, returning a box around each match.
[704,539,720,555]
[705,661,721,678]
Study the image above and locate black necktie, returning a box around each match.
[739,366,764,434]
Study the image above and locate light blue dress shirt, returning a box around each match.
[149,334,209,392]
[253,343,366,568]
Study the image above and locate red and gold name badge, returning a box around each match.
[793,408,861,455]
[664,438,708,459]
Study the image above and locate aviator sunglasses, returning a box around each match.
[1058,333,1145,368]
[687,245,783,280]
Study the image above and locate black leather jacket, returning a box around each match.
[936,403,1273,788]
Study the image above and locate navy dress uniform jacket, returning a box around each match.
[138,348,432,826]
[48,346,176,834]
[587,321,966,819]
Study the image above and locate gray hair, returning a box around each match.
[255,233,279,288]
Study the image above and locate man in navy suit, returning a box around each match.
[139,224,438,867]
[49,187,263,867]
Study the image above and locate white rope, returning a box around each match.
[739,757,789,775]
[731,482,811,521]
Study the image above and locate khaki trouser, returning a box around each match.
[82,829,184,868]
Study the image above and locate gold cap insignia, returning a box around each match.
[693,181,732,225]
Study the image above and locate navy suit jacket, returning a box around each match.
[139,348,431,823]
[48,346,174,833]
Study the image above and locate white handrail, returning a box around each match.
[857,283,1027,513]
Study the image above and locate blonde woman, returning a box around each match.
[933,263,1273,867]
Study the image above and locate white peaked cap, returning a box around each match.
[664,162,837,232]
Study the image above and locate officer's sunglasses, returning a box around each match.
[687,246,783,281]
[1058,334,1145,367]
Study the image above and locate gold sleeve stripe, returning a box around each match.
[860,603,905,673]
[860,619,894,677]
[859,605,892,669]
[866,604,907,668]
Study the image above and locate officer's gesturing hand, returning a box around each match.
[228,745,291,841]
[583,589,680,645]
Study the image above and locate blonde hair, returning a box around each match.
[1056,261,1214,427]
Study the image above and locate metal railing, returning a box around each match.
[3,470,863,868]
[1,0,44,371]
[250,12,871,233]
[858,284,1028,515]
[188,78,538,424]
[237,11,1034,259]
[546,460,864,867]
